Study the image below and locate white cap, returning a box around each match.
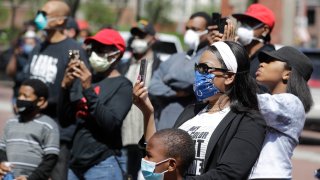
[24,30,36,39]
[3,162,11,167]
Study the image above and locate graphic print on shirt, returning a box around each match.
[178,109,229,176]
[185,126,210,175]
[30,54,58,84]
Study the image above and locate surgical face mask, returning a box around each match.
[193,71,220,101]
[22,44,34,54]
[34,12,47,30]
[34,12,66,31]
[141,158,170,180]
[131,38,149,54]
[16,99,38,116]
[236,24,264,46]
[89,50,120,72]
[184,29,208,50]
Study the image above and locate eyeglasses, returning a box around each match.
[195,63,229,74]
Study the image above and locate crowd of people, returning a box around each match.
[0,1,314,180]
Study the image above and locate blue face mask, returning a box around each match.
[193,70,220,101]
[22,44,34,54]
[34,12,47,30]
[141,158,170,180]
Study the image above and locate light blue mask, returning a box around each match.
[34,13,47,30]
[193,70,220,101]
[22,44,34,54]
[141,158,170,180]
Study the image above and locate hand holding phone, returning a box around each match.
[211,13,227,34]
[138,58,148,82]
[68,50,80,61]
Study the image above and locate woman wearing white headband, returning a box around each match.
[133,41,266,179]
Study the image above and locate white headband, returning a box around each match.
[211,41,238,73]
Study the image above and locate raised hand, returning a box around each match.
[61,59,81,89]
[71,61,92,89]
[133,80,154,115]
[221,18,236,41]
[207,18,236,44]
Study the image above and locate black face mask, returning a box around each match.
[16,99,38,116]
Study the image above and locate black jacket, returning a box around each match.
[174,103,266,180]
[58,76,132,175]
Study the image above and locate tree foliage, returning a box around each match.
[80,0,117,31]
[144,0,172,24]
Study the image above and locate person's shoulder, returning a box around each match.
[261,43,275,51]
[34,114,58,129]
[258,93,301,104]
[166,51,187,61]
[59,37,84,50]
[234,109,265,126]
[4,117,19,126]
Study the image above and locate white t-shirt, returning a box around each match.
[249,93,305,179]
[179,107,230,176]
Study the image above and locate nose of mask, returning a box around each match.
[236,27,254,46]
[23,44,34,54]
[184,30,200,50]
[131,39,148,54]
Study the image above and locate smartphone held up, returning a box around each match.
[138,58,148,82]
[68,50,80,61]
[211,13,227,34]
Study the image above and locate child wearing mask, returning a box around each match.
[0,79,60,180]
[140,128,195,180]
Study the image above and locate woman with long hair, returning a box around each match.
[249,46,313,179]
[134,41,266,179]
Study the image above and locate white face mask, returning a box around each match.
[183,29,208,50]
[236,25,264,46]
[89,50,119,72]
[131,39,149,54]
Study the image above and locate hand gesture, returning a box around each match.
[71,61,92,89]
[221,18,236,41]
[207,18,236,44]
[61,59,80,89]
[133,81,154,115]
[0,162,12,179]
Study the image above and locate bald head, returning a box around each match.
[42,0,70,17]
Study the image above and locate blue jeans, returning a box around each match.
[68,153,127,180]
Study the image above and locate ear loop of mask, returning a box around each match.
[252,23,266,43]
[155,158,172,174]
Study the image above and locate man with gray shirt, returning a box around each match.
[149,12,211,129]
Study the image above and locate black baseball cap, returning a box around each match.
[130,20,156,37]
[66,17,79,32]
[258,46,313,81]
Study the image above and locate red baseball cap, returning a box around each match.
[84,29,126,53]
[233,3,275,30]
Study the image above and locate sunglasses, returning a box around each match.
[195,63,229,74]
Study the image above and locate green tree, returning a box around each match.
[144,0,172,24]
[65,0,81,17]
[80,0,117,31]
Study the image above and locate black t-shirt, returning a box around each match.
[27,38,87,118]
[27,38,87,141]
